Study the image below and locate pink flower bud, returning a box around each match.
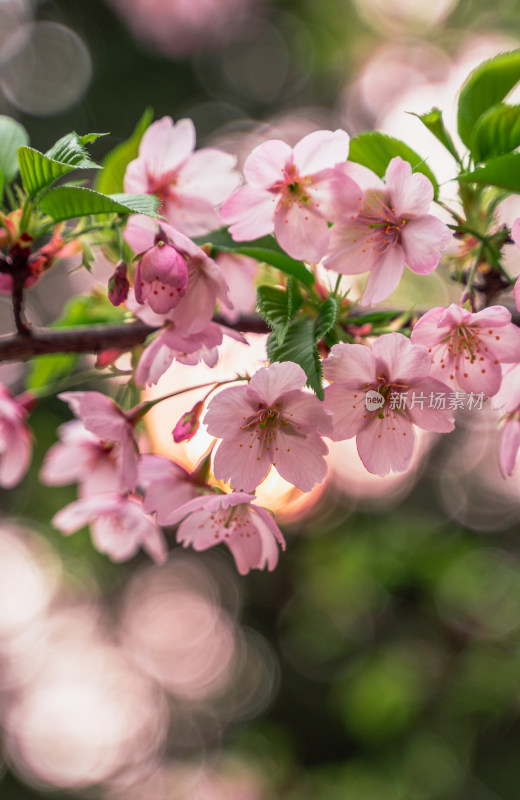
[172,400,204,443]
[108,261,129,306]
[134,241,188,314]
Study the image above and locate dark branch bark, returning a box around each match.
[0,315,270,362]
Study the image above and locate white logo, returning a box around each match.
[365,390,385,411]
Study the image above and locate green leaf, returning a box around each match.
[348,131,438,198]
[96,109,153,195]
[18,131,103,198]
[26,352,80,391]
[267,318,324,399]
[470,103,520,162]
[458,49,520,148]
[25,292,126,391]
[194,229,315,287]
[257,278,302,346]
[45,132,102,169]
[459,153,520,192]
[314,296,338,343]
[409,107,460,162]
[39,186,162,222]
[0,115,29,184]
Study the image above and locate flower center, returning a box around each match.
[352,193,408,257]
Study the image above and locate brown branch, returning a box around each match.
[0,315,270,362]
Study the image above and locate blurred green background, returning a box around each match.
[3,1,520,798]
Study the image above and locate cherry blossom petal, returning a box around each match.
[456,350,503,396]
[324,222,381,275]
[323,342,376,386]
[406,378,455,432]
[292,129,350,175]
[274,199,330,262]
[138,116,195,175]
[385,157,433,217]
[324,383,370,440]
[402,215,452,274]
[356,412,416,476]
[221,186,277,240]
[499,418,520,477]
[204,386,255,438]
[273,429,328,492]
[372,333,431,384]
[247,362,307,406]
[212,434,272,492]
[410,307,448,348]
[511,217,520,247]
[243,139,292,188]
[178,147,240,203]
[361,246,406,306]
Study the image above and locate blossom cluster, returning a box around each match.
[3,113,520,577]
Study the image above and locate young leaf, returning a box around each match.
[348,131,438,197]
[39,186,161,222]
[46,132,102,169]
[409,107,460,163]
[267,318,324,400]
[470,103,520,163]
[257,278,302,346]
[457,49,520,148]
[314,296,338,343]
[0,115,29,184]
[459,153,520,192]
[96,108,153,195]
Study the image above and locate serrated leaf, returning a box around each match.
[348,131,438,198]
[470,103,520,162]
[39,186,162,222]
[79,133,109,145]
[459,153,520,192]
[257,279,302,345]
[18,132,102,198]
[96,109,153,195]
[18,146,75,196]
[314,296,338,343]
[267,318,324,399]
[409,107,460,162]
[45,132,101,169]
[458,49,520,148]
[0,115,29,184]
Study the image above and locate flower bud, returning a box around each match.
[108,261,129,306]
[172,400,204,443]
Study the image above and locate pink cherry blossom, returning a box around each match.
[134,237,188,314]
[52,493,167,564]
[214,252,257,324]
[40,420,121,496]
[124,216,232,332]
[59,391,139,492]
[0,384,32,488]
[323,158,452,306]
[411,304,520,397]
[323,333,455,476]
[204,361,332,492]
[135,321,247,387]
[221,129,361,263]
[124,117,240,236]
[164,491,286,575]
[493,364,520,477]
[138,454,199,525]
